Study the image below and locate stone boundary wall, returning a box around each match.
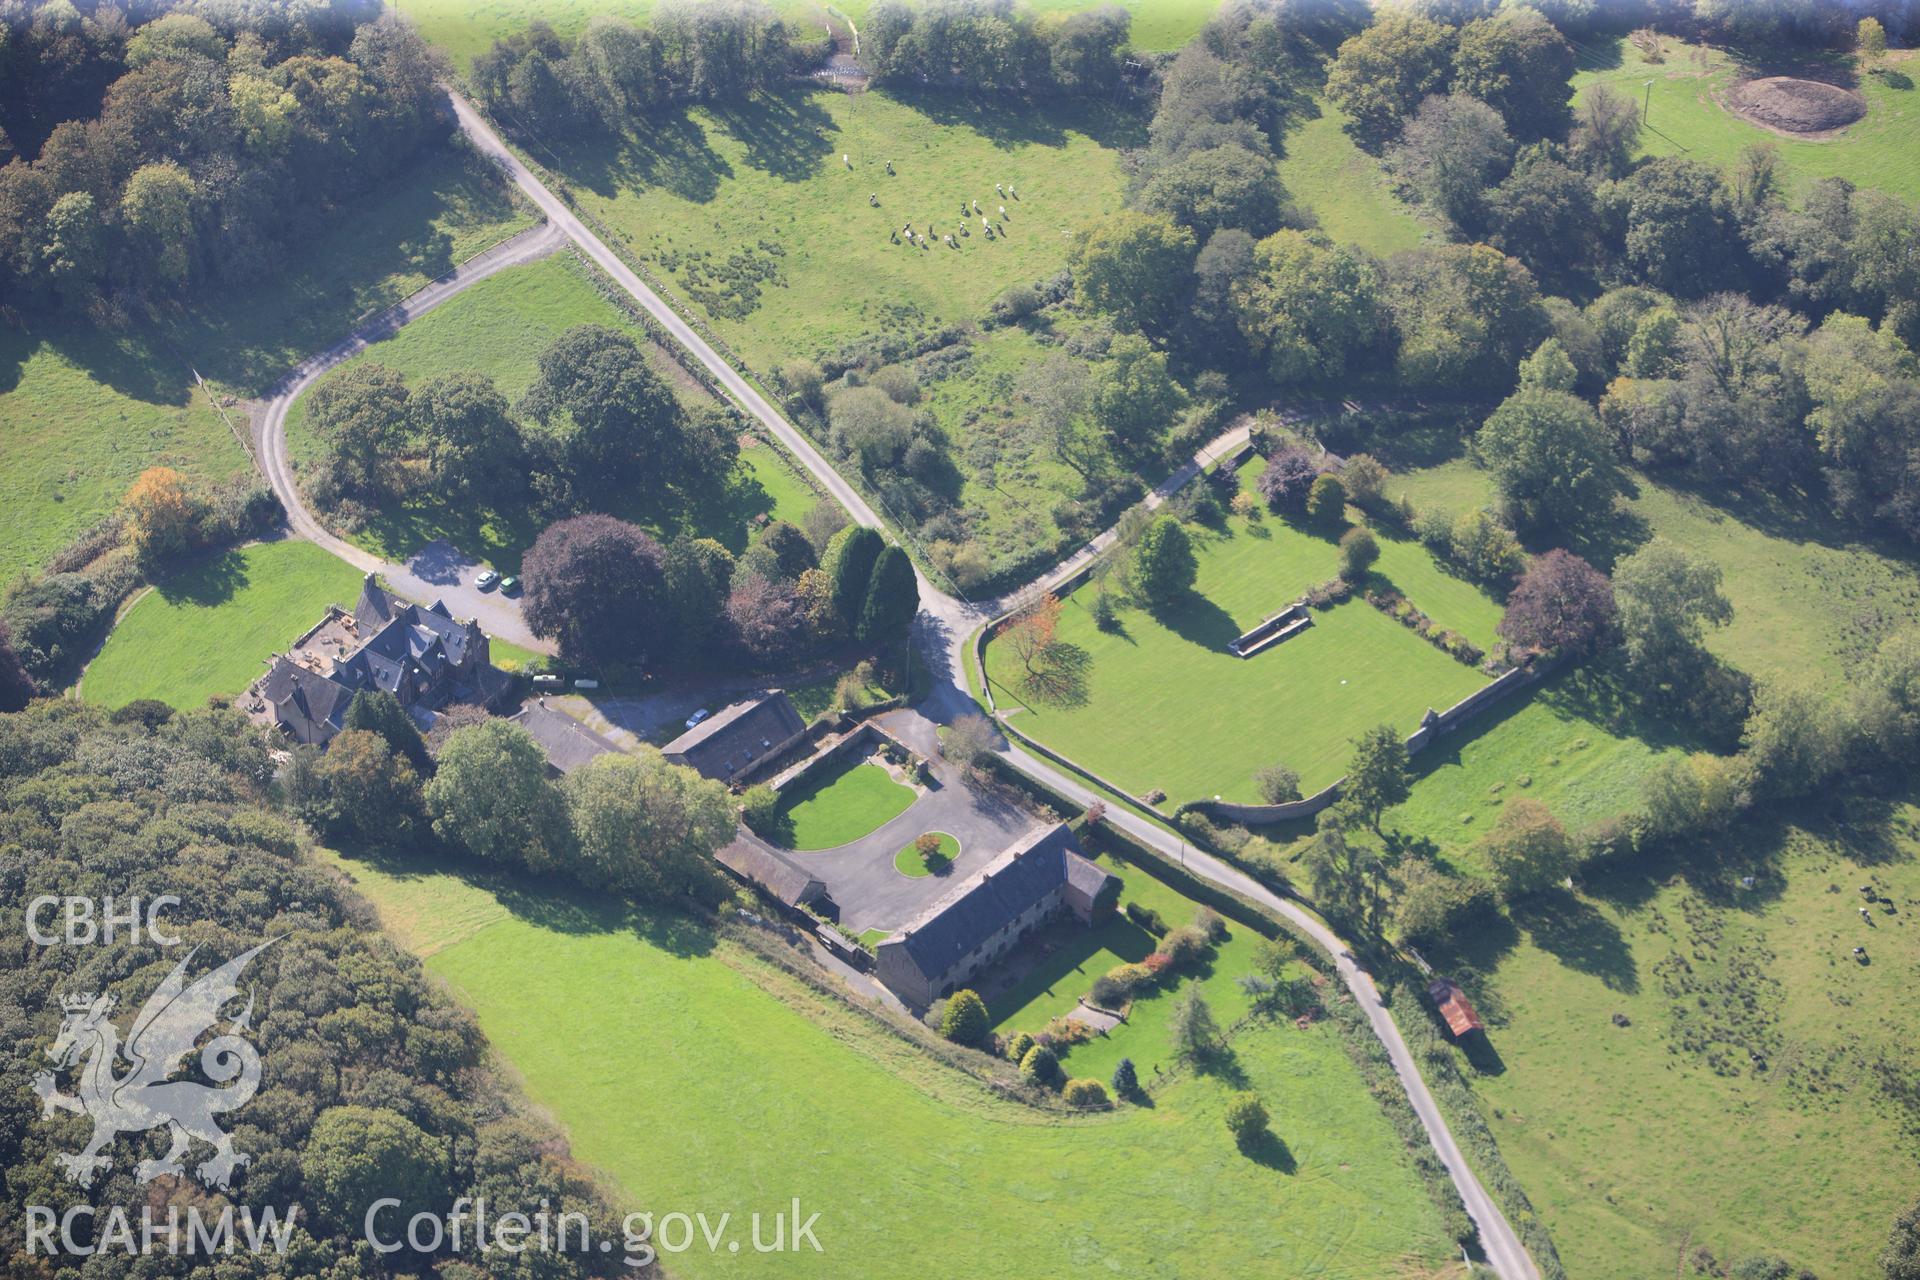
[766,718,917,796]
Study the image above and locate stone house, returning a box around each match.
[874,823,1117,1008]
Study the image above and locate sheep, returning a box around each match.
[886,160,895,174]
[1010,184,1018,199]
[869,193,879,207]
[995,183,1004,197]
[972,199,982,214]
[998,204,1006,217]
[844,153,852,169]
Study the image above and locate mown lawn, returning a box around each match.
[1389,458,1920,684]
[285,252,823,568]
[990,845,1286,1086]
[771,757,916,850]
[81,540,365,710]
[1421,799,1920,1280]
[1570,38,1920,202]
[892,830,958,877]
[990,590,1490,806]
[986,466,1500,805]
[533,84,1141,371]
[322,845,1458,1279]
[1275,99,1429,257]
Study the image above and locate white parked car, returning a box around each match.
[474,569,500,591]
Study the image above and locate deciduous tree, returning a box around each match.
[1497,549,1619,656]
[1070,210,1196,337]
[1324,11,1455,150]
[1481,797,1572,901]
[427,720,573,872]
[1129,517,1196,607]
[1476,387,1622,533]
[562,748,733,901]
[522,514,667,664]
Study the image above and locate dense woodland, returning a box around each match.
[0,698,630,1276]
[1059,0,1920,548]
[0,0,451,323]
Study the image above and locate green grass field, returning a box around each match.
[1276,99,1430,257]
[285,252,821,568]
[1571,38,1920,202]
[81,540,365,710]
[1420,799,1920,1279]
[0,146,529,585]
[402,0,1213,71]
[1390,458,1920,685]
[1388,668,1687,876]
[0,325,248,587]
[985,463,1504,805]
[892,831,958,877]
[321,844,1458,1278]
[532,85,1139,371]
[772,757,916,850]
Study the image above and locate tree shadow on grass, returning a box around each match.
[329,840,718,958]
[709,89,838,183]
[1512,888,1638,994]
[1158,591,1241,652]
[1240,1128,1297,1173]
[159,549,249,608]
[884,86,1148,151]
[552,111,734,204]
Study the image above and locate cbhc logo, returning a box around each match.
[26,896,181,947]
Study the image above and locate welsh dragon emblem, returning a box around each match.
[33,940,277,1189]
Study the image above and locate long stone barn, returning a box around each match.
[874,823,1117,1008]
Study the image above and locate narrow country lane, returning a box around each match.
[255,219,568,650]
[250,87,1540,1280]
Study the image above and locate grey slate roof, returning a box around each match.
[887,824,1107,983]
[662,691,807,781]
[260,658,354,739]
[507,702,621,775]
[715,832,826,907]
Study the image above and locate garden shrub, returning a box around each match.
[1063,1078,1110,1108]
[1005,1031,1036,1064]
[1043,1015,1095,1046]
[1193,906,1228,942]
[940,989,991,1046]
[1155,924,1211,969]
[1111,1058,1139,1098]
[1126,902,1167,935]
[1018,1043,1059,1087]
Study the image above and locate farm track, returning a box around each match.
[251,87,1541,1280]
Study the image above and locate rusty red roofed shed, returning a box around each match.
[1428,977,1485,1038]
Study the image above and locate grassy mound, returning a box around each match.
[1732,75,1867,133]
